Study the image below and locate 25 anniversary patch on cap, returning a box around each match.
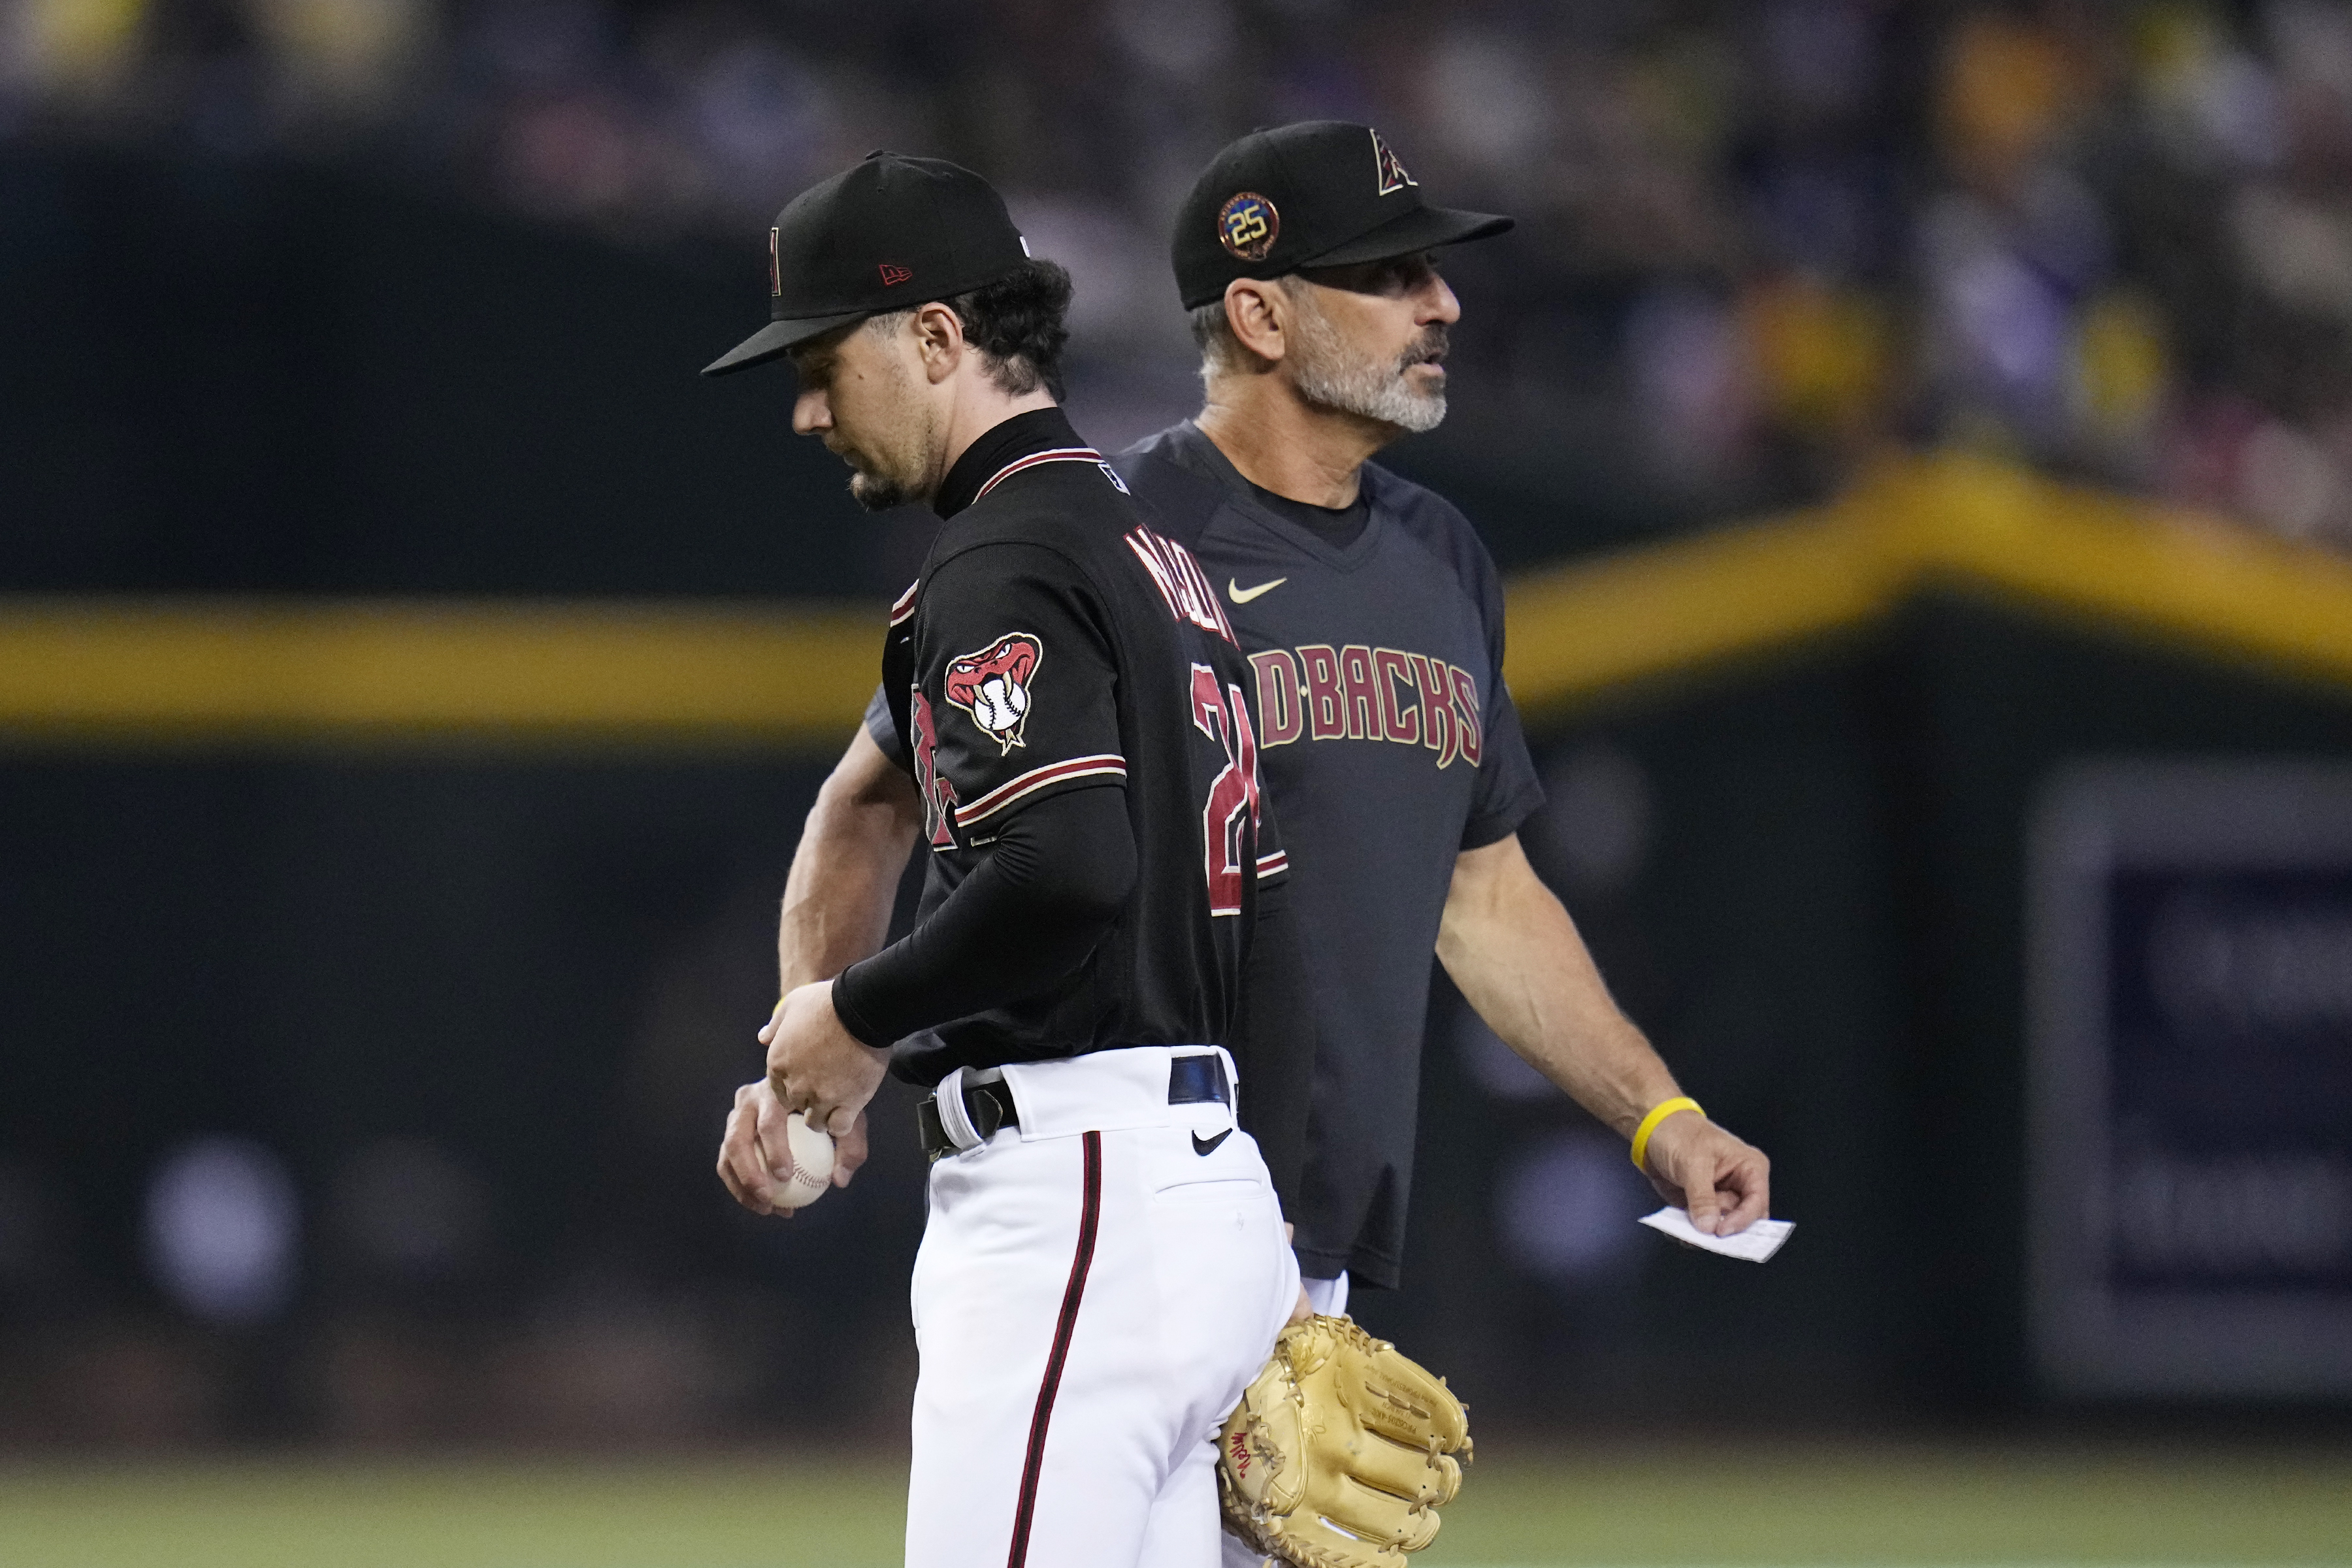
[1216,192,1279,261]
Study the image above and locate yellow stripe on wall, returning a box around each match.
[0,599,882,743]
[1895,455,2352,693]
[1501,452,2352,713]
[3,455,2349,748]
[1499,506,1893,710]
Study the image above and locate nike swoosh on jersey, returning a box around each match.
[1192,1128,1233,1156]
[1227,577,1287,604]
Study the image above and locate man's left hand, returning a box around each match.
[1639,1112,1771,1237]
[760,980,889,1137]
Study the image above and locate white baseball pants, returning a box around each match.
[905,1045,1299,1568]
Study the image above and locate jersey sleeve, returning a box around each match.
[915,542,1126,840]
[862,681,907,770]
[1462,676,1544,849]
[1458,522,1544,851]
[833,786,1134,1049]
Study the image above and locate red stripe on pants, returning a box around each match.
[1006,1129,1103,1568]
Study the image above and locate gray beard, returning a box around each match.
[1286,301,1448,434]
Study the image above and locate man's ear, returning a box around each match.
[913,302,966,384]
[1224,278,1288,365]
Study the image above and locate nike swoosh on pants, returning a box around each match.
[1191,1129,1232,1156]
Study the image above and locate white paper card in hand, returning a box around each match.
[1639,1206,1793,1262]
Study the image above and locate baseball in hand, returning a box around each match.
[769,1111,837,1210]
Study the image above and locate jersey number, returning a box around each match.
[1190,664,1262,917]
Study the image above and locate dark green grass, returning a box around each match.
[1,1441,2346,1567]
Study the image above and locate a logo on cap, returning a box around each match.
[1371,128,1416,195]
[1217,192,1279,262]
[769,228,781,297]
[878,263,913,286]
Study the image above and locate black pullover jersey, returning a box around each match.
[870,418,1544,1288]
[835,410,1301,1144]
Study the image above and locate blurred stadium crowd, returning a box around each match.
[9,0,2352,546]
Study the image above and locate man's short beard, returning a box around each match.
[848,468,915,512]
[1284,289,1448,434]
[838,349,936,512]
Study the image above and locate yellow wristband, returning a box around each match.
[1629,1096,1703,1172]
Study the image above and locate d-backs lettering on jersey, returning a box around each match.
[1247,645,1484,767]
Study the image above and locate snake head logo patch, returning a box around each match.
[944,633,1043,753]
[1371,127,1416,195]
[1217,192,1279,262]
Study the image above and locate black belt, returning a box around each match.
[917,1053,1232,1162]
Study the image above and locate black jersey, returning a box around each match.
[872,419,1543,1287]
[1115,423,1543,1286]
[857,409,1288,1088]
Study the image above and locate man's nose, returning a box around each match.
[792,387,830,436]
[1419,274,1462,327]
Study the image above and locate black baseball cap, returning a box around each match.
[704,152,1032,376]
[1172,122,1512,310]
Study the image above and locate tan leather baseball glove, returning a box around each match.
[1216,1315,1471,1568]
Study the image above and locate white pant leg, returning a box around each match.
[907,1102,1294,1568]
[1139,1432,1224,1568]
[906,1130,1129,1568]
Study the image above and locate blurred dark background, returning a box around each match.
[16,0,2352,595]
[3,0,2351,1450]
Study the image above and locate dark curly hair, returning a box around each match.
[868,257,1075,401]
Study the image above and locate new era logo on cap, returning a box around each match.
[879,263,913,286]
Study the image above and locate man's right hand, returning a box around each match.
[716,1076,870,1216]
[1637,1109,1769,1237]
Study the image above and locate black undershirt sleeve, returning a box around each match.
[830,785,1135,1049]
[1229,874,1313,1218]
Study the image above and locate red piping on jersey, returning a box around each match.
[954,754,1126,827]
[1255,849,1289,877]
[889,580,920,627]
[973,447,1105,503]
[1007,1129,1102,1568]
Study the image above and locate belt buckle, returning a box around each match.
[919,1078,1011,1162]
[917,1095,951,1162]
